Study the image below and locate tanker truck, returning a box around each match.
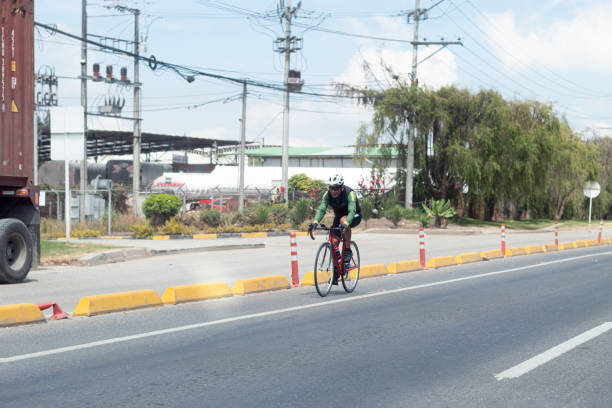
[0,1,39,283]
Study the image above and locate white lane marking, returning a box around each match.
[495,322,612,380]
[2,250,612,364]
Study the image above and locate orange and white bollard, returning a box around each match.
[598,218,603,244]
[419,228,426,267]
[554,222,559,248]
[290,232,300,287]
[501,223,506,257]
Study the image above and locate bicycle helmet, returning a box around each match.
[327,173,344,187]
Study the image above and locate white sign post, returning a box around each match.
[50,107,85,242]
[583,181,601,224]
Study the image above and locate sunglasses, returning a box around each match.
[329,186,342,191]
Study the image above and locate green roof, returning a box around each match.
[245,147,333,157]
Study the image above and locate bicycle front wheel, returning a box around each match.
[342,241,360,293]
[314,242,334,297]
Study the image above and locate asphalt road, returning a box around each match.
[1,228,607,311]
[2,246,612,407]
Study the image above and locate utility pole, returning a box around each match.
[239,81,247,213]
[276,0,301,204]
[132,9,141,215]
[80,0,88,220]
[404,0,462,208]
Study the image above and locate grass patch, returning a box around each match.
[451,217,594,230]
[41,240,117,259]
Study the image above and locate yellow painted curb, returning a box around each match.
[480,249,504,260]
[162,282,232,304]
[0,303,45,327]
[100,236,124,240]
[573,240,587,248]
[232,275,290,295]
[301,271,315,286]
[152,235,170,240]
[558,242,576,250]
[241,232,267,238]
[507,247,527,256]
[426,256,457,269]
[584,239,597,246]
[359,264,388,279]
[455,252,483,264]
[193,233,217,239]
[387,260,422,274]
[293,231,308,236]
[602,238,612,245]
[525,245,546,255]
[73,289,163,316]
[57,237,79,241]
[544,244,558,252]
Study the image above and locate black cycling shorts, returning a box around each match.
[331,213,361,238]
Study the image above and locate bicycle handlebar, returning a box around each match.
[308,223,345,240]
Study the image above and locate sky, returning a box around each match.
[34,0,612,163]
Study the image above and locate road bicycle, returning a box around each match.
[308,224,360,297]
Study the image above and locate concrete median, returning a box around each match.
[426,256,457,268]
[72,289,163,316]
[455,252,483,264]
[558,242,576,250]
[0,303,46,327]
[232,275,290,295]
[359,264,389,279]
[480,249,504,260]
[162,283,233,304]
[387,260,422,274]
[507,247,527,257]
[525,245,546,255]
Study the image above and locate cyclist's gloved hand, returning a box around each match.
[340,223,349,233]
[308,222,316,233]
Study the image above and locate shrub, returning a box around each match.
[131,222,154,238]
[142,194,182,227]
[269,203,289,224]
[159,217,194,235]
[111,213,146,233]
[386,204,405,227]
[360,197,374,227]
[422,199,457,228]
[72,229,101,238]
[200,209,222,227]
[289,199,311,227]
[246,205,270,225]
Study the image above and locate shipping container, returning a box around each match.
[0,0,39,283]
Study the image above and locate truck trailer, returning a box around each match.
[0,0,39,283]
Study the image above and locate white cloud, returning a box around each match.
[483,3,612,72]
[334,47,458,90]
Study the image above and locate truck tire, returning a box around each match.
[0,218,33,283]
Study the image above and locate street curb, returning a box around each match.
[480,249,504,260]
[232,275,290,295]
[148,243,265,256]
[78,248,149,266]
[72,290,163,316]
[162,283,233,304]
[76,243,266,266]
[0,303,46,327]
[525,245,546,254]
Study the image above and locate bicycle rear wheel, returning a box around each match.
[314,242,334,297]
[341,241,360,293]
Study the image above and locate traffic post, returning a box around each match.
[419,228,426,268]
[554,222,559,248]
[501,223,506,257]
[598,219,603,244]
[290,232,300,287]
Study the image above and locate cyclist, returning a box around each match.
[308,174,361,284]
